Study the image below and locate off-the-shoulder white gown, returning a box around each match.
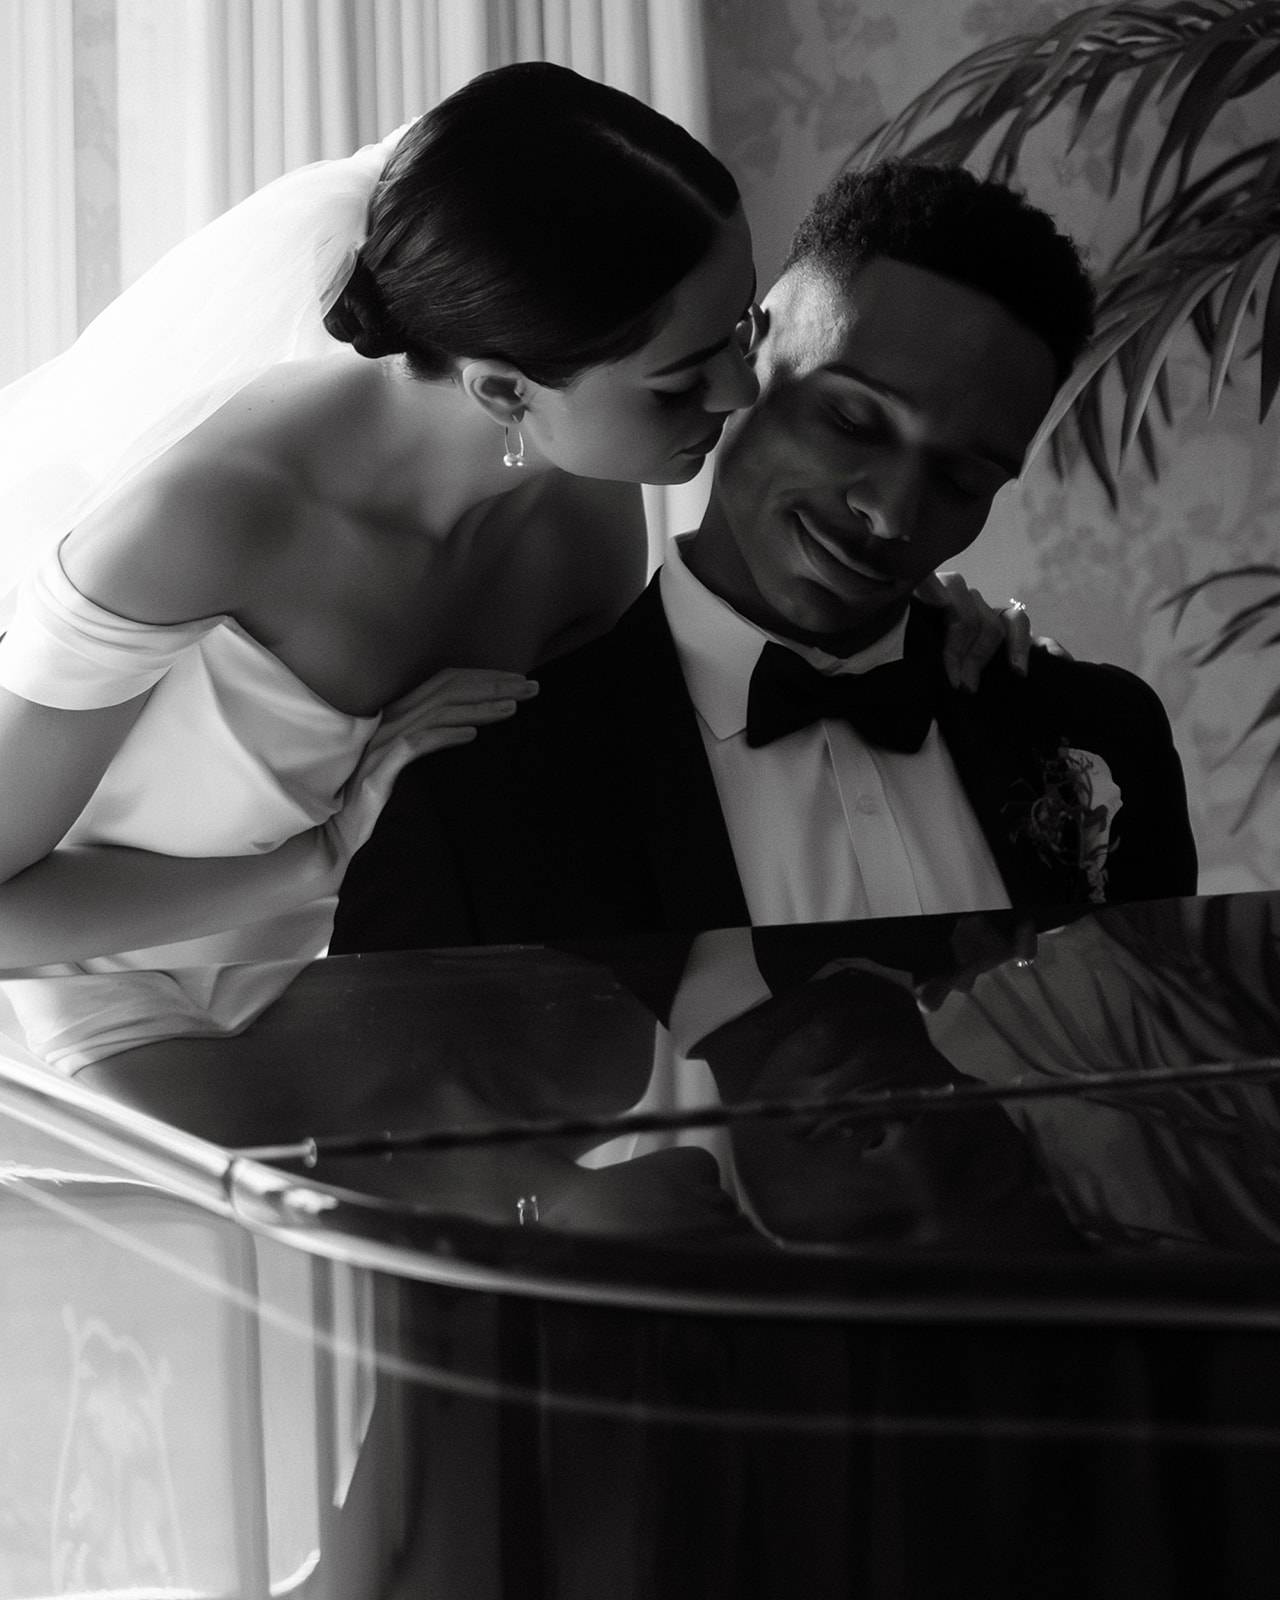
[0,547,386,1071]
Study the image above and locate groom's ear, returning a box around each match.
[457,359,529,425]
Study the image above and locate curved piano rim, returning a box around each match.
[6,1050,1280,1333]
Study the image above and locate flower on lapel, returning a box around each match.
[1005,742,1122,904]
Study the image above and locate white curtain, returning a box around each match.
[0,0,714,558]
[0,0,78,380]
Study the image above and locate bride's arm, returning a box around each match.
[0,664,535,968]
[0,468,278,886]
[0,832,337,968]
[0,688,154,884]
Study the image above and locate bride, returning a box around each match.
[0,62,1030,979]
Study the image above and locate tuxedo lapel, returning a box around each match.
[906,605,1078,907]
[936,692,1072,906]
[608,583,751,932]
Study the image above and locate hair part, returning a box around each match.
[325,62,741,386]
[783,161,1095,385]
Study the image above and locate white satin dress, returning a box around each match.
[0,548,383,1071]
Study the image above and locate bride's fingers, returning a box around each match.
[1035,632,1073,661]
[384,668,538,727]
[430,694,528,728]
[421,724,480,748]
[925,574,1042,690]
[940,593,1002,691]
[399,667,537,710]
[423,666,537,698]
[1002,601,1033,676]
[920,571,1005,690]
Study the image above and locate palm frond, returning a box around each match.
[1066,55,1118,155]
[1259,246,1280,418]
[1232,739,1280,832]
[1041,177,1280,472]
[1235,688,1280,755]
[1119,141,1277,261]
[1132,408,1163,480]
[1110,56,1176,196]
[1022,307,1161,478]
[854,0,1277,186]
[1143,19,1280,216]
[1160,564,1280,630]
[1122,262,1233,450]
[1192,595,1280,665]
[989,8,1135,182]
[1152,361,1176,426]
[1075,383,1123,506]
[1208,235,1280,411]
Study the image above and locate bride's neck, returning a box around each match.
[373,360,553,537]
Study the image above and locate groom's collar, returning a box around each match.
[659,533,909,742]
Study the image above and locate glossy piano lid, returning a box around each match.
[5,891,1280,1319]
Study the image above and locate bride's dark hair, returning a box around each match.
[324,61,741,385]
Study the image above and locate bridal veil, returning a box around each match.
[0,123,409,615]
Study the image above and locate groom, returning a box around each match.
[332,161,1197,952]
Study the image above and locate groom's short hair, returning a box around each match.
[784,161,1095,385]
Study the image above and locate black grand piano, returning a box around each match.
[3,891,1280,1598]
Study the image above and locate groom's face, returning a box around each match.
[685,256,1059,655]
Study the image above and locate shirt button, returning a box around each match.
[855,794,881,816]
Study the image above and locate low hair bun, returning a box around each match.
[324,255,406,359]
[322,65,741,385]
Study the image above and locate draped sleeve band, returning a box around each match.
[0,551,220,710]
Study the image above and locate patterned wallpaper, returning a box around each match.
[704,0,1280,894]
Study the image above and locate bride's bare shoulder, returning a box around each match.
[191,354,389,464]
[59,440,306,625]
[59,358,384,622]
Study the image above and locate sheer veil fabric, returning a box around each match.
[0,123,409,619]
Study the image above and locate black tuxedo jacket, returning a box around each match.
[332,578,1198,954]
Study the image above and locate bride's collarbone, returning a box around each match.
[245,465,637,712]
[240,517,548,713]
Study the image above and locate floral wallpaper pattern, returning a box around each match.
[705,0,1280,893]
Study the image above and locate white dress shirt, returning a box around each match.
[660,535,1011,925]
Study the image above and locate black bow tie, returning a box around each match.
[745,641,936,753]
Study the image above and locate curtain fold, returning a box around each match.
[0,0,77,383]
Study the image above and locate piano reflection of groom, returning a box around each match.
[332,161,1196,956]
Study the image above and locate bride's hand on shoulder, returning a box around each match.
[327,667,538,865]
[915,571,1071,691]
[376,666,539,752]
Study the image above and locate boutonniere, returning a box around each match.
[1005,741,1123,904]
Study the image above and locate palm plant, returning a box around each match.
[853,0,1280,823]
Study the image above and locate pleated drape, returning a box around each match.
[111,0,493,279]
[0,1,78,382]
